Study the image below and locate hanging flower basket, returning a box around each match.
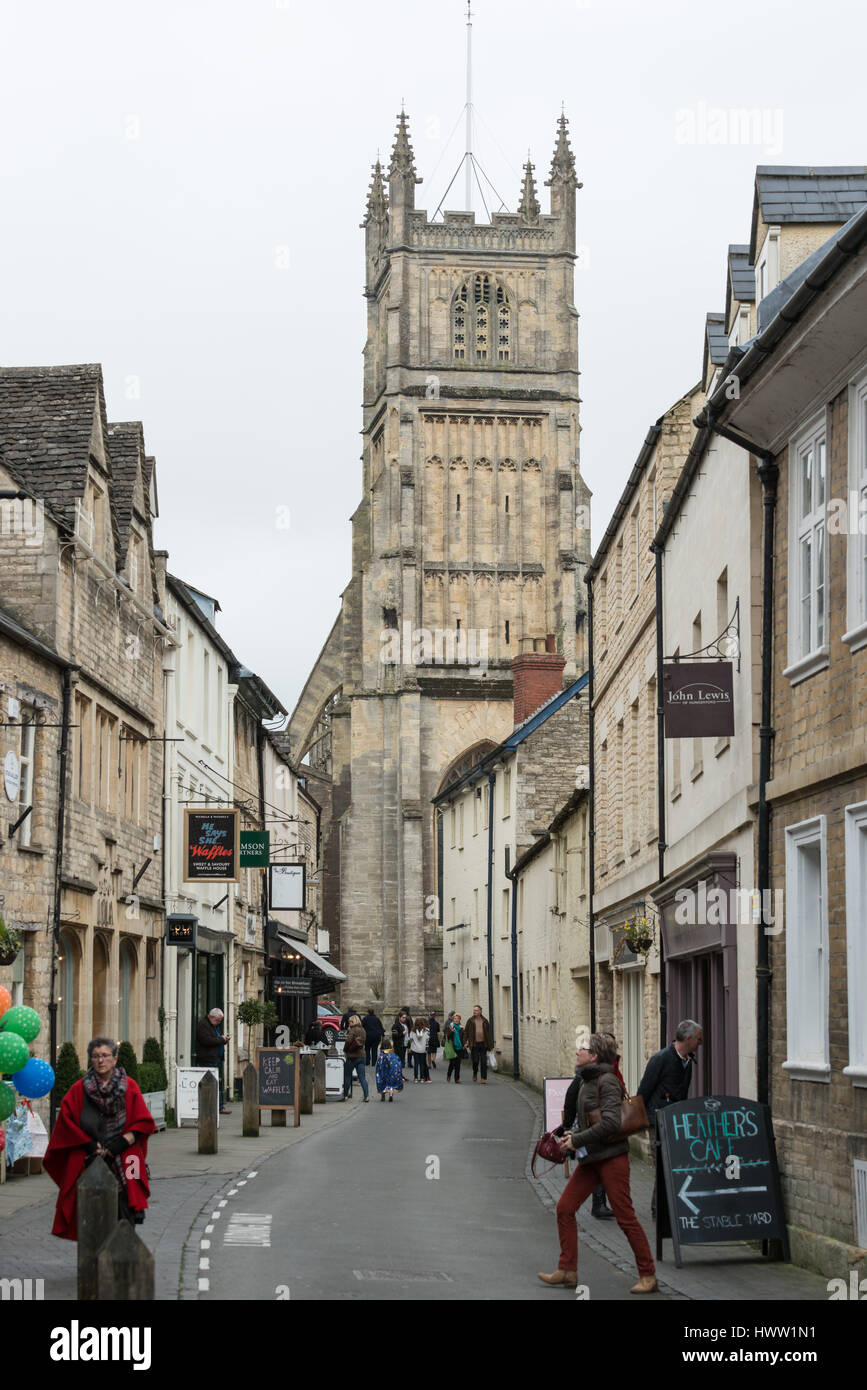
[623,914,654,956]
[0,915,22,966]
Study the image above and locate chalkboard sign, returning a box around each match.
[657,1095,789,1267]
[256,1046,301,1125]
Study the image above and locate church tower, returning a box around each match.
[290,112,591,1011]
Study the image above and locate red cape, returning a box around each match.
[43,1077,156,1241]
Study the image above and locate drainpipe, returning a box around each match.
[705,416,776,1107]
[486,770,495,1029]
[49,664,76,1132]
[509,860,520,1078]
[586,577,596,1032]
[652,541,667,1050]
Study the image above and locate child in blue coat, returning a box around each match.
[375,1041,404,1101]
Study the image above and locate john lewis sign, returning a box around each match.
[662,662,734,738]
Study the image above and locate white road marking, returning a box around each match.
[199,1257,210,1271]
[237,1179,247,1186]
[247,1171,258,1179]
[205,1224,214,1234]
[218,1199,227,1207]
[210,1212,220,1221]
[227,1188,238,1196]
[198,1278,209,1292]
[200,1240,210,1250]
[223,1212,272,1247]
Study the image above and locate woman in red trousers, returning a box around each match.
[538,1033,658,1294]
[44,1036,156,1240]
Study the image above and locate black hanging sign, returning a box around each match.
[657,1096,789,1267]
[166,915,197,947]
[662,662,734,738]
[183,808,240,882]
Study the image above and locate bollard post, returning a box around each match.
[97,1218,155,1300]
[299,1054,314,1115]
[77,1158,118,1300]
[198,1071,218,1154]
[242,1063,259,1137]
[313,1050,326,1104]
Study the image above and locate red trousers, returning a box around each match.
[556,1153,655,1277]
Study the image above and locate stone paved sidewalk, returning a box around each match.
[0,1097,357,1299]
[504,1074,831,1302]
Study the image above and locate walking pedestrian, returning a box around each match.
[538,1033,657,1293]
[409,1018,431,1082]
[444,1013,464,1082]
[562,1032,623,1221]
[391,1010,411,1075]
[343,1015,370,1101]
[375,1040,404,1101]
[463,1004,493,1082]
[637,1018,702,1217]
[361,1006,385,1067]
[196,1007,232,1113]
[427,1011,441,1070]
[44,1037,156,1239]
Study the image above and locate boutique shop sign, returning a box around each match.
[662,662,734,738]
[183,808,240,882]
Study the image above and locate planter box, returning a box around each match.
[143,1091,167,1131]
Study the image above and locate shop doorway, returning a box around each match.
[194,952,224,1062]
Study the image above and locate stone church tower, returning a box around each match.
[290,112,591,1011]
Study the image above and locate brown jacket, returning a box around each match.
[344,1025,366,1059]
[568,1062,629,1166]
[463,1014,493,1049]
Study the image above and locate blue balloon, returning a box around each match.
[12,1057,55,1099]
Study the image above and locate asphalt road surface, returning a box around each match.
[197,1066,649,1301]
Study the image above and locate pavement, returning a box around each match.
[0,1069,833,1301]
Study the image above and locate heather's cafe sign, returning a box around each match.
[662,662,734,739]
[183,808,240,882]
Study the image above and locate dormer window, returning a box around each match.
[453,275,510,362]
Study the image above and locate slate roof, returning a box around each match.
[0,364,120,565]
[705,312,729,368]
[106,420,144,558]
[728,244,755,304]
[750,167,867,259]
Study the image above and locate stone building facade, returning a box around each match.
[289,112,591,1013]
[0,367,168,1070]
[710,170,867,1278]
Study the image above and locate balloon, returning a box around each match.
[12,1057,55,1100]
[0,1031,30,1076]
[0,987,10,1021]
[0,1082,15,1121]
[0,1006,41,1043]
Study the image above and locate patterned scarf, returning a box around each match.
[82,1065,131,1194]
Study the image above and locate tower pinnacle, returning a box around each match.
[388,110,421,184]
[518,156,540,224]
[361,159,388,227]
[546,112,582,190]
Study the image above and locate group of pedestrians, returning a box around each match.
[337,1002,494,1100]
[442,1005,493,1083]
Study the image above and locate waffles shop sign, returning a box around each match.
[663,663,734,739]
[183,808,240,882]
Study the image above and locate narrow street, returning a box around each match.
[196,1069,650,1302]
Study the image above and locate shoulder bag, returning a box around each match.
[587,1079,649,1139]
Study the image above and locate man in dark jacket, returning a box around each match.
[637,1018,702,1218]
[427,1012,441,1070]
[463,1005,493,1082]
[361,1008,385,1066]
[196,1008,231,1113]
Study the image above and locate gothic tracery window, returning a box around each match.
[452,276,510,363]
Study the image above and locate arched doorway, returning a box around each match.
[58,929,80,1048]
[119,939,138,1044]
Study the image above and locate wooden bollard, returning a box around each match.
[299,1054,314,1115]
[77,1158,118,1300]
[313,1050,326,1103]
[242,1063,259,1136]
[198,1071,218,1154]
[97,1217,154,1300]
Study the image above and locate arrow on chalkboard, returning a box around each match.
[678,1174,769,1216]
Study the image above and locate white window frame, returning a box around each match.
[784,411,830,684]
[18,712,36,847]
[843,367,867,653]
[782,815,830,1083]
[844,802,867,1086]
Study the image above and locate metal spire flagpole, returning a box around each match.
[465,1,473,212]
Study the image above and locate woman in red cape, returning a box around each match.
[44,1036,156,1241]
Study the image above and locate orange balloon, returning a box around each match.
[0,987,11,1020]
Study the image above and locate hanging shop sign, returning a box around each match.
[183,808,240,882]
[166,915,197,948]
[240,830,270,867]
[4,749,20,802]
[662,662,734,739]
[269,862,306,911]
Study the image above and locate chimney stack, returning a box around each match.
[511,635,565,726]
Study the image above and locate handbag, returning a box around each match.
[531,1130,567,1177]
[587,1080,649,1139]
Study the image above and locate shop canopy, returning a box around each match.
[274,931,346,990]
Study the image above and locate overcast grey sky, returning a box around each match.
[1,0,864,713]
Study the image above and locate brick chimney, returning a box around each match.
[511,635,566,726]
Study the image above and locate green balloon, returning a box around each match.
[0,1031,29,1076]
[0,1006,41,1044]
[0,1082,14,1121]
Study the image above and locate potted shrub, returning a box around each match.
[117,1040,139,1081]
[0,915,22,967]
[139,1036,168,1130]
[237,998,278,1052]
[54,1042,83,1102]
